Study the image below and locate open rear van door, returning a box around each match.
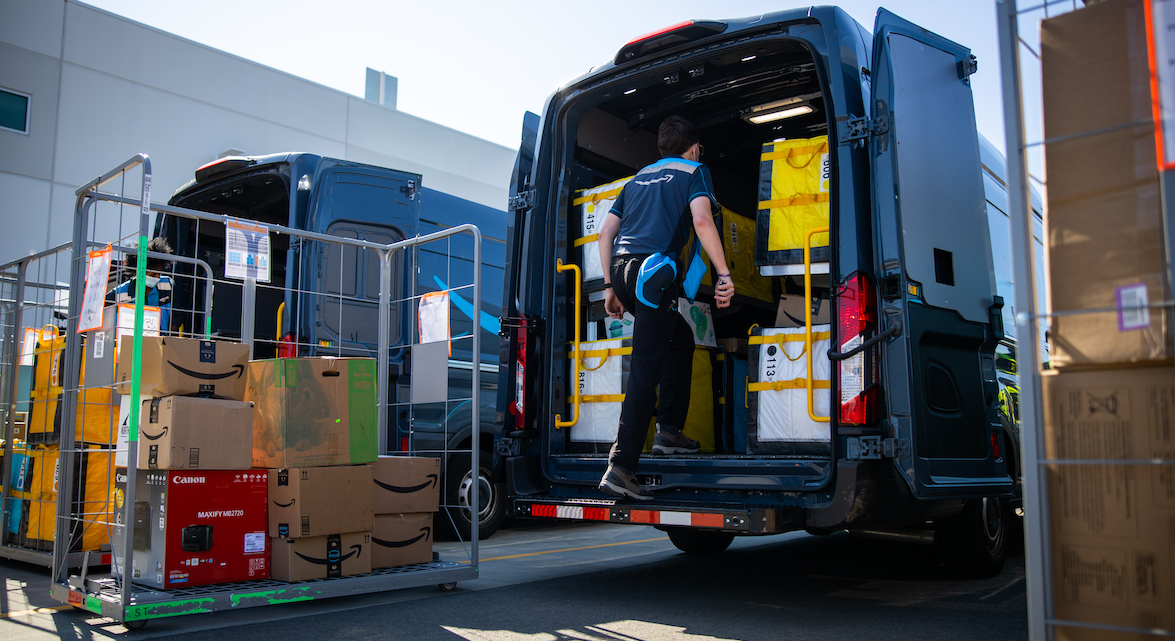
[868,9,1012,498]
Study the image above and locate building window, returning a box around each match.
[1,88,31,134]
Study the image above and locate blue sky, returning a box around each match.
[83,1,1055,160]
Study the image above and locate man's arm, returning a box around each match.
[690,196,735,308]
[598,212,625,318]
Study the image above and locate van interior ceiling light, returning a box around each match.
[624,88,637,95]
[745,97,814,125]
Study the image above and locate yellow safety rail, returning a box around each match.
[805,226,831,423]
[276,301,285,340]
[555,258,581,428]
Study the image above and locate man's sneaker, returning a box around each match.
[598,464,653,501]
[652,429,700,454]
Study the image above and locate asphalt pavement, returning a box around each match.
[0,520,1028,640]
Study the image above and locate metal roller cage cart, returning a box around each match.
[997,0,1175,639]
[20,155,482,627]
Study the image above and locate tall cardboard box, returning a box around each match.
[248,358,378,468]
[371,513,433,569]
[112,469,270,589]
[270,532,371,581]
[1041,0,1172,367]
[371,456,441,514]
[268,465,374,539]
[137,396,254,470]
[1042,366,1175,637]
[116,337,251,399]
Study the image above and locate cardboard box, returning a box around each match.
[716,337,748,356]
[1042,366,1175,636]
[371,513,433,569]
[137,396,254,470]
[1042,0,1172,367]
[270,532,371,582]
[268,465,374,539]
[775,294,829,328]
[112,469,270,589]
[116,337,250,399]
[247,358,378,468]
[372,456,441,514]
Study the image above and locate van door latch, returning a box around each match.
[402,180,416,200]
[846,436,909,460]
[509,189,536,212]
[837,114,889,145]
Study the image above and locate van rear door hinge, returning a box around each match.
[837,114,889,145]
[846,436,909,460]
[509,189,536,212]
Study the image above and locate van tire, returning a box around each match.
[441,451,506,541]
[937,497,1010,578]
[667,529,735,555]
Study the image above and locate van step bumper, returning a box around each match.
[512,498,799,534]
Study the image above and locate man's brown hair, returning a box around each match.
[657,116,699,157]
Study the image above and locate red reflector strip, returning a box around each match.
[625,509,724,528]
[533,504,557,518]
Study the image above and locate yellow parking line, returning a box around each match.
[1,605,73,618]
[478,536,669,562]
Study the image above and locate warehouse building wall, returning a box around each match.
[0,0,514,265]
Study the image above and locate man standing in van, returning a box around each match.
[597,115,735,500]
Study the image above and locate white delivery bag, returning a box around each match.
[746,325,832,453]
[571,338,631,443]
[571,177,632,287]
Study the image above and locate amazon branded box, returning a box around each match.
[371,513,433,568]
[371,456,441,514]
[268,465,373,539]
[1042,366,1175,638]
[135,396,254,470]
[116,337,250,399]
[270,532,371,581]
[112,469,270,589]
[1042,0,1172,368]
[248,358,378,468]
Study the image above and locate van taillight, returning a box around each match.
[278,332,298,358]
[510,325,527,418]
[836,272,878,426]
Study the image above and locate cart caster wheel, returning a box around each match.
[124,619,148,630]
[438,582,457,592]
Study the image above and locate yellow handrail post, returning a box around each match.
[276,301,285,341]
[805,226,831,423]
[555,259,581,429]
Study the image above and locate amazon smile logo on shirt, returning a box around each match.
[635,174,674,186]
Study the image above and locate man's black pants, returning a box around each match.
[608,255,694,473]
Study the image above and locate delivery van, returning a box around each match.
[499,7,1027,575]
[153,153,509,539]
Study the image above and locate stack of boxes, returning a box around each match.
[110,336,266,589]
[248,356,387,582]
[371,456,441,569]
[1040,1,1175,636]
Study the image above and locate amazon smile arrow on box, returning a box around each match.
[116,337,250,400]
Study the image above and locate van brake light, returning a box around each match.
[194,156,256,182]
[510,322,528,418]
[836,273,878,426]
[614,20,728,64]
[278,332,298,358]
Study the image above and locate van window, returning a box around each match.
[319,222,403,350]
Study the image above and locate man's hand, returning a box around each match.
[714,275,735,309]
[604,288,626,318]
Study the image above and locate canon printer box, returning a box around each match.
[112,469,270,589]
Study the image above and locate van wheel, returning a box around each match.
[441,451,506,541]
[936,497,1010,578]
[667,529,735,555]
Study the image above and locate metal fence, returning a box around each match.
[0,154,483,625]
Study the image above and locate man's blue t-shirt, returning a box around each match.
[609,157,718,259]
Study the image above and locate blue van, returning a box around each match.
[500,7,1031,574]
[157,153,508,539]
